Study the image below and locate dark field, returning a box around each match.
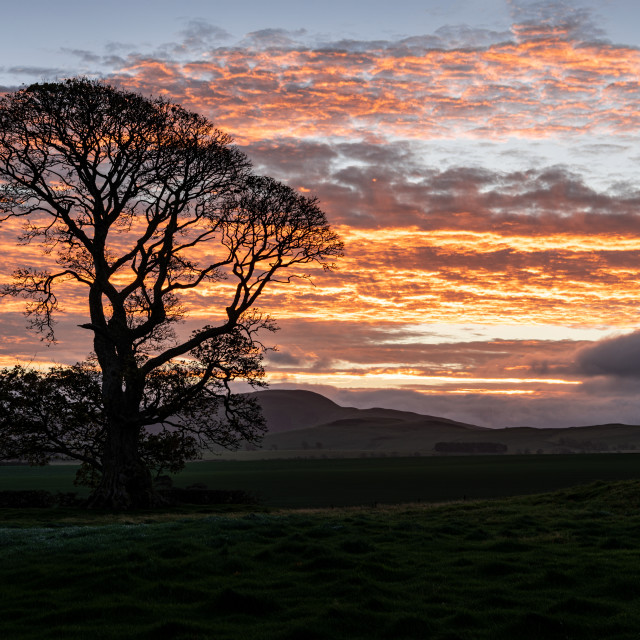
[2,481,640,638]
[2,456,640,639]
[4,453,640,507]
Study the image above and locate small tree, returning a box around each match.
[0,358,262,487]
[0,79,342,507]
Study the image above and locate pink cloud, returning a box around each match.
[90,20,640,144]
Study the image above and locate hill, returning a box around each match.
[249,388,483,430]
[242,389,640,457]
[246,389,349,432]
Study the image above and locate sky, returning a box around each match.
[1,0,640,428]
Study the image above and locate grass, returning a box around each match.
[1,480,640,638]
[170,454,640,507]
[4,453,640,507]
[2,456,640,638]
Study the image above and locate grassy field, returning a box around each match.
[3,453,640,507]
[2,480,640,638]
[171,454,640,507]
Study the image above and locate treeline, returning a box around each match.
[434,442,508,454]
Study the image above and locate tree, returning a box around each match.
[0,78,342,508]
[0,357,262,488]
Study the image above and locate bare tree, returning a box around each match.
[0,79,342,508]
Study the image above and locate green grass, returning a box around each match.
[2,480,640,638]
[0,463,89,494]
[3,453,640,507]
[2,455,640,638]
[170,454,640,507]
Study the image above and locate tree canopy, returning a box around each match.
[0,78,342,507]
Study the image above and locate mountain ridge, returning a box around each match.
[248,388,485,432]
[246,389,640,456]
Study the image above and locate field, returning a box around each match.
[2,456,640,638]
[4,453,640,507]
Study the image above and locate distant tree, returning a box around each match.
[0,79,342,508]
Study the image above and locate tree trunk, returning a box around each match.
[87,419,161,509]
[88,321,163,509]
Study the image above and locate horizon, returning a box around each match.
[2,0,640,428]
[248,386,640,430]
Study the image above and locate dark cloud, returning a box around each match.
[576,331,640,378]
[243,140,339,184]
[425,25,512,49]
[243,139,640,234]
[317,38,406,53]
[5,66,67,78]
[313,25,512,54]
[60,49,102,64]
[157,21,233,59]
[265,350,305,366]
[179,21,232,49]
[240,28,308,49]
[0,313,93,365]
[104,41,139,53]
[509,0,607,43]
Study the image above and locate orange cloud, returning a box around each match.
[107,26,640,143]
[4,216,640,331]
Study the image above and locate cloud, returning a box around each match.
[4,66,68,79]
[323,24,512,54]
[244,139,640,236]
[0,312,93,367]
[262,318,585,381]
[508,0,608,42]
[240,28,308,49]
[7,6,635,147]
[3,6,640,429]
[148,21,234,60]
[64,11,634,146]
[60,49,102,64]
[576,331,640,378]
[265,349,305,367]
[5,146,640,331]
[178,21,232,49]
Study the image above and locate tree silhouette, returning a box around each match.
[0,361,259,488]
[0,79,342,507]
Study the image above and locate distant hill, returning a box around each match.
[249,389,483,432]
[242,390,640,457]
[247,390,348,433]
